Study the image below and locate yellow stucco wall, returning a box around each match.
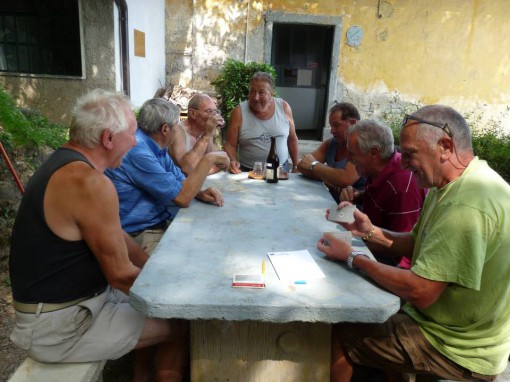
[166,0,510,130]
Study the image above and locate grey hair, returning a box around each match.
[69,89,132,149]
[348,119,394,159]
[138,98,180,135]
[250,72,275,90]
[411,105,472,152]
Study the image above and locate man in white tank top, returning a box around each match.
[169,93,227,175]
[224,72,299,173]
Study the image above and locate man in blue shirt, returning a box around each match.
[106,97,230,254]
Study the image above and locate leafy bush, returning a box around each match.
[211,59,277,126]
[0,85,67,150]
[470,119,510,182]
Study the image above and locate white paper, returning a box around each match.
[267,250,325,282]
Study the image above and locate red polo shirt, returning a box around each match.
[363,151,427,267]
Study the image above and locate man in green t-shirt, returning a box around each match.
[320,105,510,381]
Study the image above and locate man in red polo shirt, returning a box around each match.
[339,119,427,268]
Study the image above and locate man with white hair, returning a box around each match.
[10,89,188,381]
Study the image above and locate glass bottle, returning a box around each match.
[265,136,279,183]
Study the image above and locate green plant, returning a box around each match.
[468,115,510,182]
[0,85,67,149]
[211,59,277,126]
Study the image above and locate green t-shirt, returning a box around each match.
[403,157,510,376]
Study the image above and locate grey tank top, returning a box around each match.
[238,98,290,169]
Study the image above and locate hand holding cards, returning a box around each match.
[328,204,355,223]
[323,231,352,246]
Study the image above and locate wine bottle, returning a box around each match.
[265,136,279,183]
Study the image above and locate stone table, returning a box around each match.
[130,172,400,381]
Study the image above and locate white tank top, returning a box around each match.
[238,98,290,169]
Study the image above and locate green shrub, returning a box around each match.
[211,59,277,126]
[469,118,510,182]
[0,85,67,149]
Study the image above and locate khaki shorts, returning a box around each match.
[131,228,165,256]
[10,287,146,363]
[336,313,497,381]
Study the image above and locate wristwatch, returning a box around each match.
[347,251,368,270]
[310,160,319,171]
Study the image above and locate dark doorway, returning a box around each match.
[271,23,334,141]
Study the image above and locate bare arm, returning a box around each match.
[45,163,141,294]
[320,205,446,308]
[224,106,242,173]
[282,101,299,169]
[297,142,329,180]
[317,229,447,309]
[172,152,230,207]
[170,117,223,176]
[123,231,148,268]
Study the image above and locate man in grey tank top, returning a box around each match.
[224,72,299,173]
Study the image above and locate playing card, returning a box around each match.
[328,204,355,223]
[323,231,352,246]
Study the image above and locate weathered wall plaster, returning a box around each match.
[165,0,510,132]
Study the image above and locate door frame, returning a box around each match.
[264,12,343,139]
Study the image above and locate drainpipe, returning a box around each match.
[113,0,130,96]
[244,0,249,63]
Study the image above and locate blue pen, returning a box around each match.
[294,280,307,285]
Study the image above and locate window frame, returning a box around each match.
[0,0,85,79]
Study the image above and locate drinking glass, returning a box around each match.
[253,161,263,177]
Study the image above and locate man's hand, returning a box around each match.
[229,160,241,174]
[340,186,360,202]
[317,232,352,262]
[326,201,374,239]
[204,114,225,136]
[205,151,230,171]
[196,187,224,206]
[299,154,318,171]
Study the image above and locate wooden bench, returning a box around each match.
[8,357,106,382]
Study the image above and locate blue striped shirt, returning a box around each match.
[105,129,185,233]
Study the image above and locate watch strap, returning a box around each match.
[347,251,368,270]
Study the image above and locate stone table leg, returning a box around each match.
[191,320,331,382]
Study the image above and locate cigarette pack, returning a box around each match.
[232,274,265,288]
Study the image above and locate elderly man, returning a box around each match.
[320,105,510,381]
[340,119,427,268]
[9,89,187,381]
[169,93,226,175]
[224,71,299,173]
[106,98,229,255]
[298,102,364,202]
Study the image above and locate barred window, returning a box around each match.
[0,0,82,77]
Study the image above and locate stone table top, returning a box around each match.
[129,171,400,323]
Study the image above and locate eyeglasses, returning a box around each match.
[190,107,219,115]
[402,114,452,137]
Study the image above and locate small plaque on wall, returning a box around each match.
[134,29,146,57]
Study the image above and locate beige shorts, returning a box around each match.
[131,228,165,256]
[10,287,146,363]
[336,313,497,381]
